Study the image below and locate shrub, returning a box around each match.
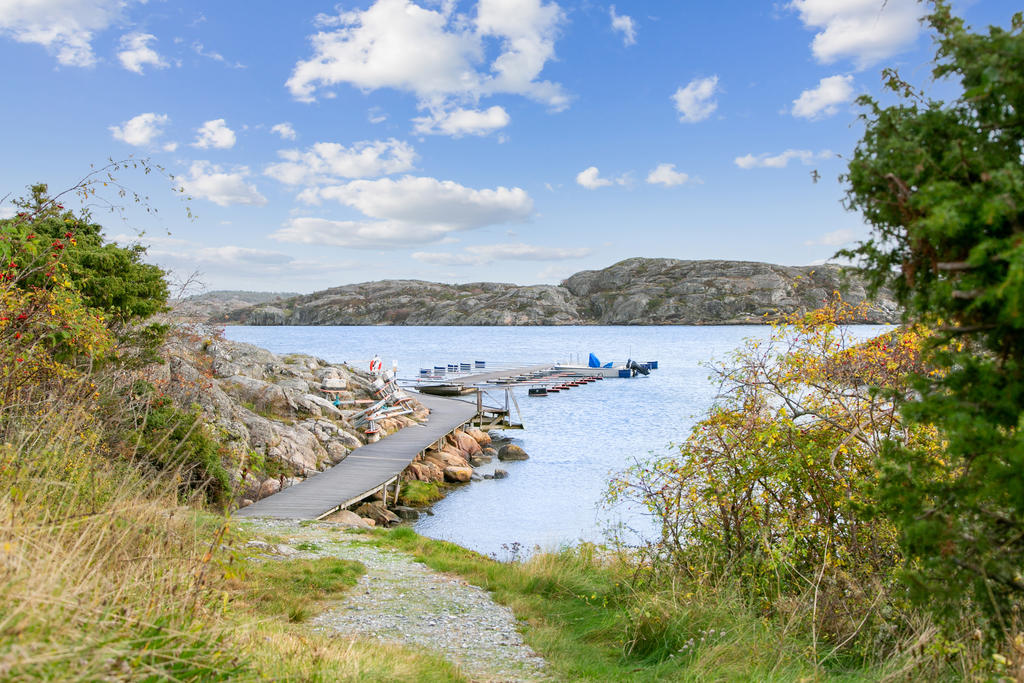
[609,298,938,658]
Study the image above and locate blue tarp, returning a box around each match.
[603,362,613,368]
[588,353,601,368]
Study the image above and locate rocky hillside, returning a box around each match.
[161,327,430,508]
[173,290,299,322]
[226,258,899,326]
[161,327,503,516]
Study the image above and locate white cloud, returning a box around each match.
[265,139,416,186]
[0,0,134,67]
[192,41,244,68]
[162,141,178,152]
[788,0,924,69]
[368,107,388,124]
[609,5,636,46]
[109,112,170,147]
[646,163,694,187]
[117,32,168,74]
[192,119,237,149]
[318,176,533,227]
[273,175,533,248]
[412,105,510,137]
[286,0,568,114]
[115,234,340,282]
[576,166,628,190]
[792,74,854,119]
[0,207,16,219]
[672,76,719,123]
[271,122,297,140]
[176,161,267,207]
[412,242,591,265]
[805,228,856,246]
[734,149,833,169]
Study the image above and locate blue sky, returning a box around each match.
[0,0,1015,293]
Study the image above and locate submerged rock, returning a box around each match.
[497,444,529,461]
[393,506,420,520]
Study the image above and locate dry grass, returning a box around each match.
[0,375,469,681]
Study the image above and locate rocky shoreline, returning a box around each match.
[163,325,520,527]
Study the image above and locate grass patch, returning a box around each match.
[399,480,445,507]
[366,528,896,681]
[230,556,365,623]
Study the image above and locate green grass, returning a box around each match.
[365,527,896,682]
[232,556,365,623]
[399,480,445,507]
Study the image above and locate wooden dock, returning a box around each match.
[233,392,477,520]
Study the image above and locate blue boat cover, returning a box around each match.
[588,353,600,368]
[603,362,613,368]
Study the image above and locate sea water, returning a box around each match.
[223,325,889,558]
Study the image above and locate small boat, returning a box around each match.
[528,387,548,396]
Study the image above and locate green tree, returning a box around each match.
[842,2,1024,633]
[6,183,168,325]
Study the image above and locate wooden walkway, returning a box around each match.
[233,393,477,520]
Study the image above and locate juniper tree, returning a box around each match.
[842,1,1024,633]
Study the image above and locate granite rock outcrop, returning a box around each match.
[221,258,898,326]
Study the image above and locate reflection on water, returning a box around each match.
[224,325,889,558]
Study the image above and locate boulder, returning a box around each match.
[443,465,473,483]
[482,447,498,456]
[497,444,529,461]
[239,498,255,507]
[326,440,350,464]
[404,462,428,481]
[323,509,373,528]
[355,501,400,526]
[466,427,492,446]
[469,454,491,467]
[493,468,509,479]
[417,460,444,482]
[258,478,281,498]
[393,506,420,520]
[453,431,482,456]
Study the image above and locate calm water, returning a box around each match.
[224,325,888,557]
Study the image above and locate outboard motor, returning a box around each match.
[626,359,650,377]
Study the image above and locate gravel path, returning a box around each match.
[240,519,548,682]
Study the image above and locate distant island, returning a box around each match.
[179,258,899,326]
